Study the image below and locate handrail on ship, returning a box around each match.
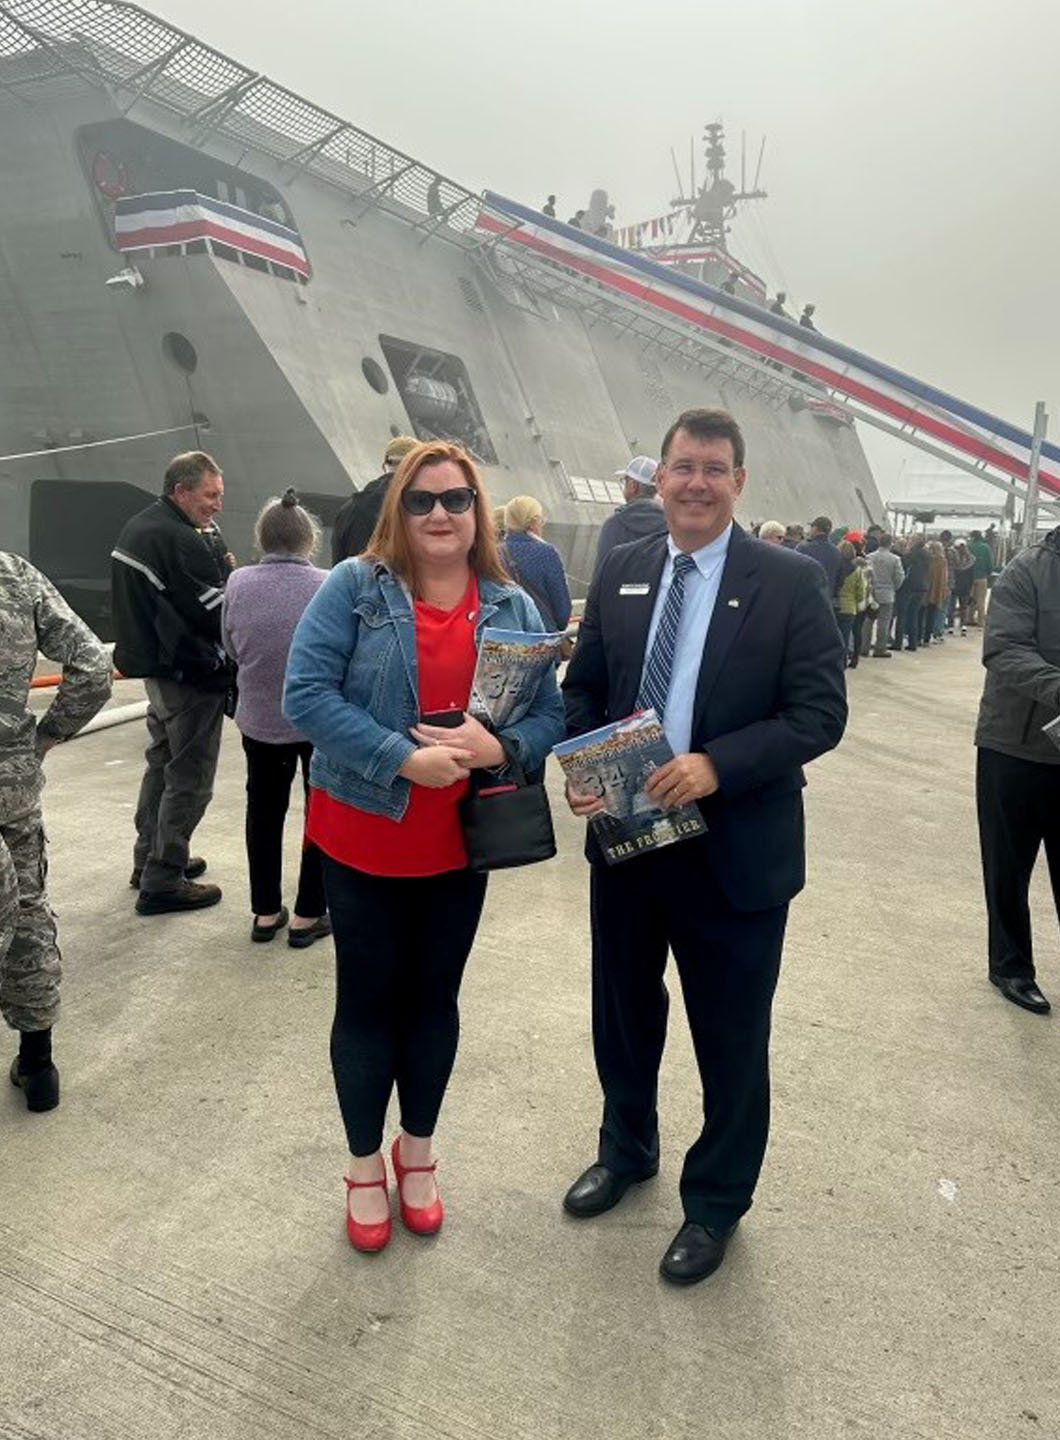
[0,0,483,241]
[479,193,1060,509]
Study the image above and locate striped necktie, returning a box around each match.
[637,552,697,719]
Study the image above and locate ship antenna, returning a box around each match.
[670,147,686,201]
[753,136,767,192]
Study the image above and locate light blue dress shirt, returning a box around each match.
[640,523,733,755]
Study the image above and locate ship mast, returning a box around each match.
[672,122,767,252]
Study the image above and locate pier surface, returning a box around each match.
[2,637,1058,1440]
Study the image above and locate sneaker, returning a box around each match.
[130,856,207,889]
[136,880,223,915]
[9,1056,60,1113]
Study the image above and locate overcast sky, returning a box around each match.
[149,0,1059,501]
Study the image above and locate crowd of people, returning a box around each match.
[2,406,1057,1290]
[752,517,999,665]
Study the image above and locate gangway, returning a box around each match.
[477,195,1059,514]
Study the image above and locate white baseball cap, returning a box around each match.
[615,455,658,487]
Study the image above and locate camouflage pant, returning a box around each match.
[0,808,61,1032]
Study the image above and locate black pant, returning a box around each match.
[892,591,923,650]
[241,735,325,918]
[134,679,226,892]
[976,747,1060,981]
[589,840,788,1230]
[323,857,488,1156]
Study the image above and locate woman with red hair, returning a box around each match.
[284,442,564,1252]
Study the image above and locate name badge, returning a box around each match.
[619,583,650,596]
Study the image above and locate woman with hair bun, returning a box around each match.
[221,489,330,946]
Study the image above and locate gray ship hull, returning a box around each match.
[0,41,880,635]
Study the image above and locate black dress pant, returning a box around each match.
[323,856,488,1156]
[589,838,788,1230]
[241,735,326,918]
[976,747,1060,981]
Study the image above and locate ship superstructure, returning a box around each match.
[0,0,886,632]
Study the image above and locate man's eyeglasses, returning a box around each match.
[665,461,735,480]
[401,486,476,516]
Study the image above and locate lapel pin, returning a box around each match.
[728,598,740,608]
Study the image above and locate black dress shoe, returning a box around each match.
[287,915,332,949]
[9,1056,60,1113]
[991,975,1051,1015]
[562,1162,657,1218]
[251,906,289,942]
[659,1220,738,1286]
[130,857,207,889]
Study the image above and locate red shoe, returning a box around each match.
[390,1135,444,1235]
[344,1173,391,1253]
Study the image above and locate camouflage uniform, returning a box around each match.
[0,553,112,1032]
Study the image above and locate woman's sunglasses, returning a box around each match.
[401,486,476,516]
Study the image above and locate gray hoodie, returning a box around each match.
[592,498,667,581]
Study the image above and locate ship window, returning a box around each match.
[162,332,197,374]
[362,358,389,394]
[212,241,240,264]
[186,239,208,255]
[378,335,497,465]
[242,252,269,274]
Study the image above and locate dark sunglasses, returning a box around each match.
[401,486,476,516]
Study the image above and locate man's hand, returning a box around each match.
[643,752,719,809]
[410,712,505,769]
[565,779,605,818]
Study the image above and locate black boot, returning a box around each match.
[10,1028,60,1112]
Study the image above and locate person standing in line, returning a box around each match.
[221,490,330,948]
[863,533,903,658]
[330,436,419,567]
[797,516,841,599]
[758,521,786,544]
[1,553,112,1111]
[501,496,572,635]
[922,541,949,645]
[974,524,1060,1014]
[938,530,958,635]
[952,540,974,635]
[561,407,847,1285]
[283,441,564,1253]
[592,457,667,579]
[891,535,929,652]
[967,529,995,626]
[834,540,866,667]
[111,452,233,914]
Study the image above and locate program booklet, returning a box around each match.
[1044,714,1060,753]
[469,627,565,729]
[552,709,707,865]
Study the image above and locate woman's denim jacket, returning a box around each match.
[283,558,566,819]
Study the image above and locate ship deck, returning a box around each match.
[3,638,1058,1440]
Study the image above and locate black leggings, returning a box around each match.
[323,856,488,1156]
[242,735,326,918]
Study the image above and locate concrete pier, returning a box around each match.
[2,637,1058,1439]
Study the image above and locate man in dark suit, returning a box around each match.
[562,407,847,1285]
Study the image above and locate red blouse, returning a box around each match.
[307,575,478,877]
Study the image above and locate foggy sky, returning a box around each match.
[147,0,1060,503]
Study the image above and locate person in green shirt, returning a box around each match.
[968,530,995,626]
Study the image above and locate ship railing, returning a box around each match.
[0,0,483,243]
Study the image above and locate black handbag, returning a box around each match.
[459,744,556,874]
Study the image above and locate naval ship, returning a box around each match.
[0,0,925,637]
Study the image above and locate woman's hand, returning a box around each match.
[410,712,505,769]
[398,744,474,788]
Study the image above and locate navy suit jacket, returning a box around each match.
[562,523,847,911]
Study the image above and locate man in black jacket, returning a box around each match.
[111,452,232,914]
[330,435,419,566]
[591,455,667,580]
[975,526,1060,1014]
[561,407,847,1284]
